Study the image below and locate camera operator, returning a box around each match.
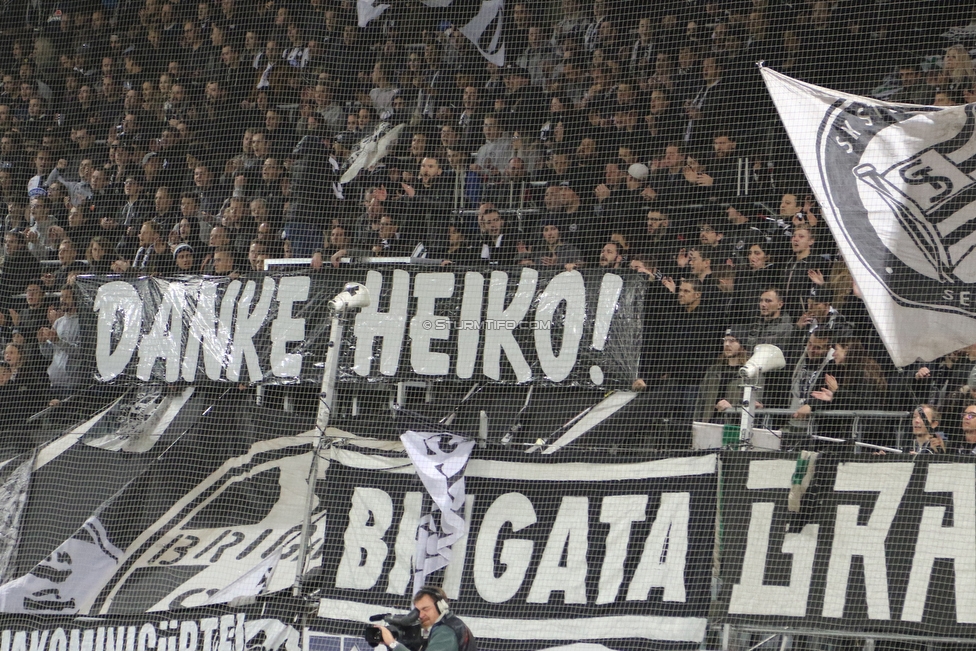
[375,586,476,651]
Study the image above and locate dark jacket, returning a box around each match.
[694,360,745,423]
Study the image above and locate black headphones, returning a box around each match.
[414,586,450,615]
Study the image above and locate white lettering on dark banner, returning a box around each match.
[86,270,632,385]
[0,615,300,651]
[316,453,717,644]
[729,459,976,624]
[336,488,693,607]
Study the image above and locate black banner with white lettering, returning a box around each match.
[0,604,311,651]
[717,452,976,636]
[314,447,718,651]
[72,267,644,388]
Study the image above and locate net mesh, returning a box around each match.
[0,0,975,647]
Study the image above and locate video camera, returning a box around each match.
[364,609,424,651]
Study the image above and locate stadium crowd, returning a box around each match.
[0,0,974,450]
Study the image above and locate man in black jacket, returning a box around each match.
[477,207,518,266]
[0,232,42,310]
[636,278,724,436]
[400,157,452,258]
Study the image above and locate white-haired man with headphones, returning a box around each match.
[376,586,477,651]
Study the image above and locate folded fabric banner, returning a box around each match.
[400,430,475,593]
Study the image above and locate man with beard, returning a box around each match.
[400,157,451,258]
[597,240,623,269]
[635,209,680,266]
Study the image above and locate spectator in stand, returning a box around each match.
[194,164,228,217]
[675,247,720,295]
[85,237,114,274]
[648,143,693,210]
[517,220,583,270]
[3,341,51,428]
[794,288,844,338]
[26,148,56,195]
[957,404,976,454]
[612,163,656,236]
[596,240,623,269]
[179,193,212,247]
[693,326,752,423]
[87,169,120,227]
[37,285,84,401]
[501,65,546,131]
[474,115,514,179]
[692,132,739,204]
[781,224,824,319]
[152,186,180,233]
[47,158,95,207]
[908,404,946,454]
[794,329,888,440]
[247,239,268,272]
[728,240,778,320]
[220,197,254,257]
[682,56,735,157]
[366,214,410,257]
[542,184,593,258]
[889,63,933,105]
[909,343,976,439]
[211,247,239,277]
[64,206,97,253]
[774,328,833,414]
[698,220,733,265]
[124,220,174,275]
[745,287,794,353]
[635,209,680,265]
[26,196,64,261]
[8,280,50,350]
[723,205,765,266]
[1,232,43,309]
[114,174,154,260]
[3,200,28,233]
[635,277,724,434]
[517,25,557,89]
[400,156,451,258]
[937,45,976,97]
[476,208,518,265]
[173,242,197,273]
[44,240,88,288]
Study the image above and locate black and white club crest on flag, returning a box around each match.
[761,67,976,366]
[400,430,474,593]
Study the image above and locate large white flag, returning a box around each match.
[761,67,976,366]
